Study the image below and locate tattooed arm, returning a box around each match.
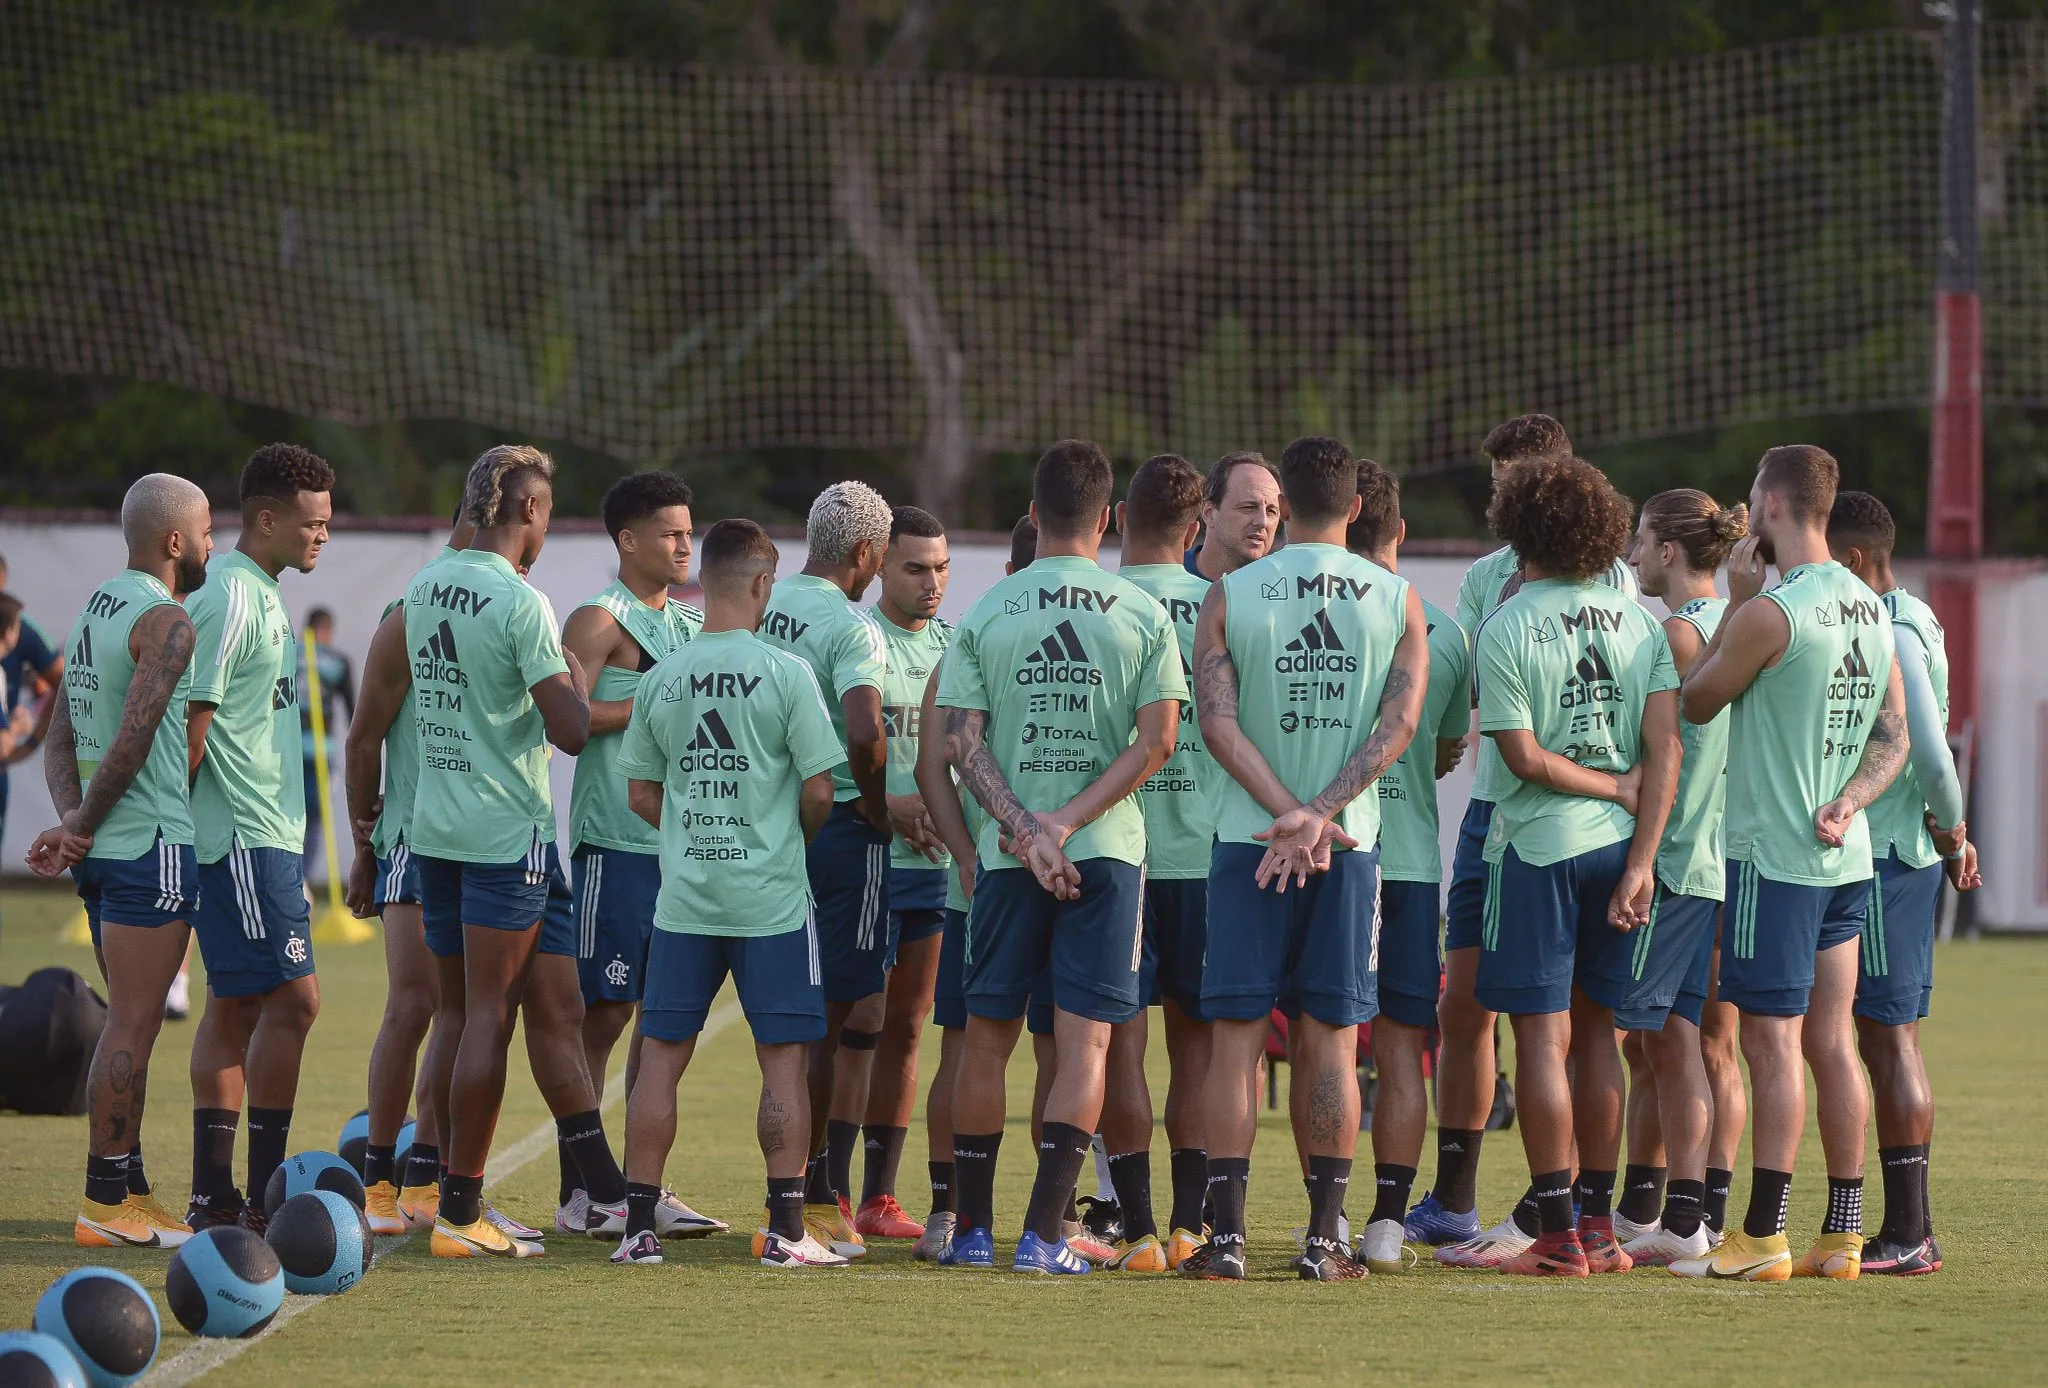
[1192,582,1301,819]
[25,695,87,876]
[914,667,979,898]
[1815,654,1910,847]
[945,705,1080,900]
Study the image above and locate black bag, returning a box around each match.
[0,967,108,1115]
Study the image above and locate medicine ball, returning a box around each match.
[166,1226,284,1338]
[262,1151,365,1219]
[337,1111,417,1178]
[265,1190,373,1295]
[0,1330,88,1388]
[31,1268,158,1388]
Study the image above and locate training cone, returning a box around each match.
[60,908,94,947]
[311,904,374,946]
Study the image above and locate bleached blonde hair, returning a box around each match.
[805,480,893,565]
[121,473,208,552]
[462,445,555,527]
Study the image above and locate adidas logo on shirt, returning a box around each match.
[1828,637,1880,700]
[678,708,748,772]
[1276,609,1357,674]
[413,620,467,687]
[1561,643,1620,709]
[1016,620,1103,687]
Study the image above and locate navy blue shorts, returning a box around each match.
[1142,877,1208,1018]
[417,838,577,960]
[73,836,198,946]
[1377,878,1443,1028]
[1204,844,1382,1027]
[1614,887,1721,1031]
[890,864,948,914]
[640,919,825,1046]
[1026,983,1055,1037]
[1474,840,1633,1018]
[573,846,661,1004]
[965,862,1144,1025]
[933,905,969,1029]
[193,844,316,998]
[1720,859,1868,1017]
[373,840,421,910]
[807,802,891,1003]
[1443,799,1494,951]
[1855,851,1941,1026]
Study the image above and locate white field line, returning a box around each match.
[143,1000,742,1386]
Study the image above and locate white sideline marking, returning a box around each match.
[143,1001,742,1386]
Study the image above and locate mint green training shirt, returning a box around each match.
[568,582,704,855]
[1377,597,1470,883]
[879,612,953,876]
[1119,563,1217,880]
[185,550,306,862]
[1476,577,1678,868]
[1656,597,1730,899]
[617,628,846,937]
[761,574,888,802]
[1867,587,1948,870]
[403,549,570,864]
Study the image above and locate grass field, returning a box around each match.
[2,882,2045,1386]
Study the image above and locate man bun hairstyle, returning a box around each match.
[1277,436,1357,526]
[241,443,335,509]
[889,505,946,542]
[1488,454,1634,581]
[699,517,779,590]
[601,471,693,541]
[1204,450,1277,506]
[806,480,894,565]
[1827,490,1896,562]
[1008,513,1038,571]
[1641,489,1748,573]
[1345,458,1401,556]
[1755,444,1840,526]
[463,444,555,527]
[1481,413,1572,466]
[1124,454,1205,540]
[1032,439,1114,537]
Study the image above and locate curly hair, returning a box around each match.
[601,470,693,541]
[1641,489,1747,572]
[1481,413,1572,466]
[806,480,893,565]
[1488,455,1633,580]
[463,444,555,527]
[1827,490,1896,562]
[241,443,335,509]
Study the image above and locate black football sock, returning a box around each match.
[860,1124,908,1205]
[803,1148,835,1204]
[767,1176,806,1241]
[1743,1167,1793,1239]
[557,1110,628,1205]
[1304,1156,1352,1246]
[1703,1166,1734,1234]
[1064,1189,1080,1224]
[126,1144,151,1197]
[1576,1169,1617,1220]
[1920,1141,1935,1240]
[246,1107,292,1210]
[1533,1169,1576,1236]
[86,1154,129,1207]
[1431,1127,1483,1214]
[1878,1144,1929,1244]
[1617,1164,1666,1224]
[191,1108,241,1210]
[1168,1147,1208,1233]
[1025,1123,1091,1243]
[1206,1157,1250,1251]
[1368,1163,1416,1225]
[401,1143,441,1190]
[364,1143,398,1190]
[1509,1181,1542,1237]
[441,1172,484,1228]
[1107,1150,1156,1242]
[1661,1178,1706,1239]
[1822,1176,1864,1236]
[557,1138,580,1204]
[927,1161,955,1217]
[953,1132,1002,1233]
[825,1119,860,1204]
[626,1182,660,1238]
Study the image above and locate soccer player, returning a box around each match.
[406,445,620,1259]
[1611,489,1748,1266]
[558,472,725,1241]
[1191,435,1428,1282]
[28,474,210,1248]
[1343,461,1470,1273]
[937,439,1185,1275]
[343,512,473,1235]
[1672,445,1908,1282]
[1827,491,1980,1275]
[851,506,952,1240]
[1108,453,1216,1271]
[1186,452,1281,581]
[182,445,334,1234]
[612,519,849,1269]
[758,480,893,1256]
[911,515,1033,1263]
[1418,413,1642,1265]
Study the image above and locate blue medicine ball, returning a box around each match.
[266,1190,373,1295]
[263,1150,366,1219]
[32,1268,158,1388]
[337,1110,418,1178]
[166,1226,284,1339]
[0,1331,88,1388]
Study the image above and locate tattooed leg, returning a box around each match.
[89,919,191,1160]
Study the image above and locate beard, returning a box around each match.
[174,552,210,594]
[1754,529,1777,567]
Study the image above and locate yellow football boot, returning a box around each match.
[77,1196,191,1249]
[1792,1231,1864,1280]
[1668,1229,1792,1281]
[1106,1233,1169,1271]
[364,1180,410,1237]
